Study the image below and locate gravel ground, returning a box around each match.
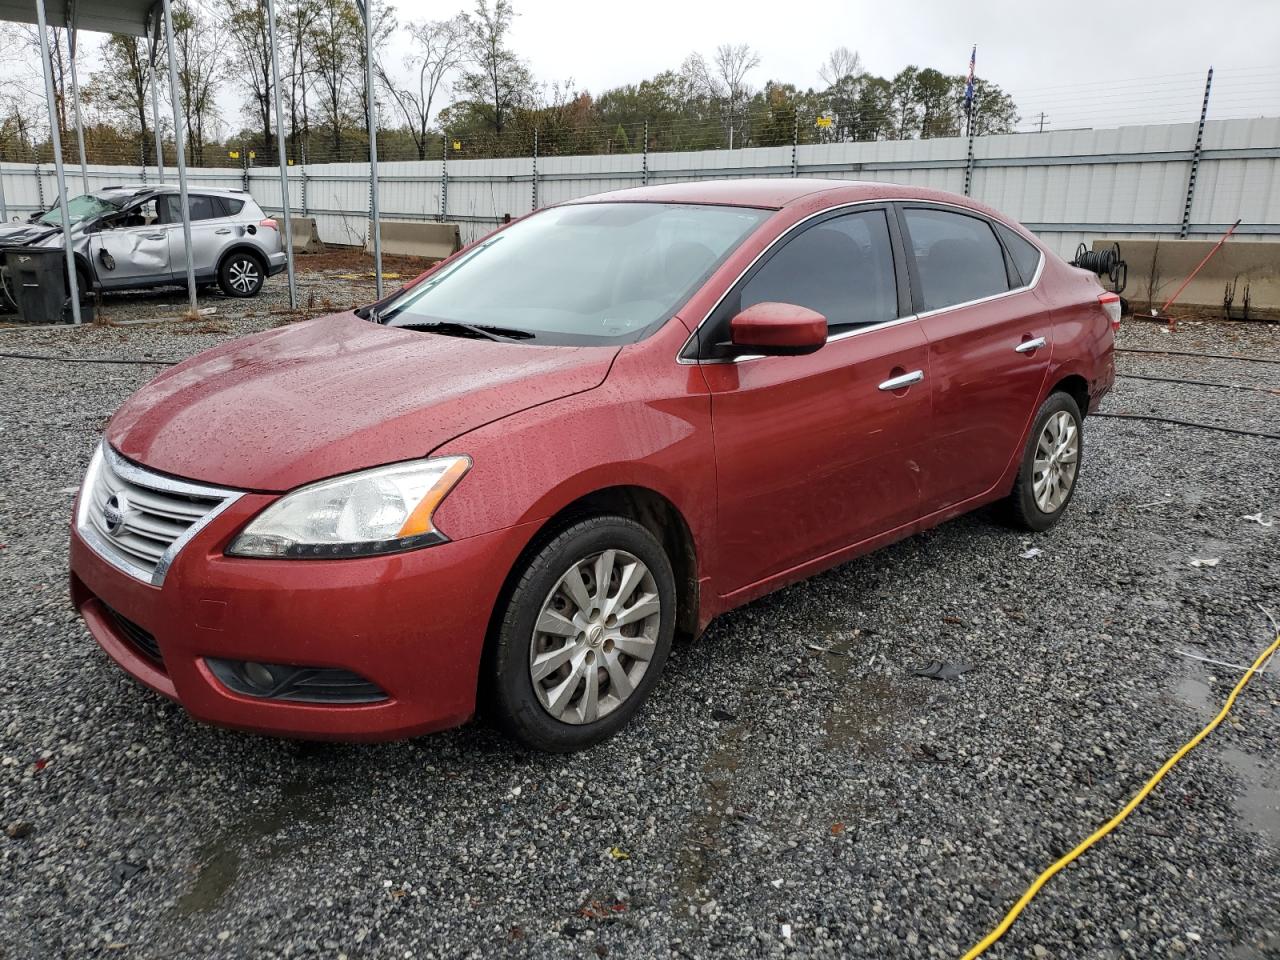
[1,297,1277,959]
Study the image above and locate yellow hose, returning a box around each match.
[962,626,1280,959]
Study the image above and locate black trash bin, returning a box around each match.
[3,246,88,324]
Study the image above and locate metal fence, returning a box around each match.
[2,115,1278,261]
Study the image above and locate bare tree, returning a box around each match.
[171,1,224,165]
[221,0,275,152]
[307,0,363,154]
[86,34,153,162]
[9,26,73,140]
[377,14,468,159]
[682,43,760,148]
[818,46,863,88]
[281,0,320,159]
[458,0,534,136]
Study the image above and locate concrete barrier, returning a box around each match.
[366,220,462,260]
[287,217,325,254]
[1095,238,1280,318]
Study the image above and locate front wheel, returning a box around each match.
[487,516,676,752]
[1004,392,1083,531]
[217,252,265,297]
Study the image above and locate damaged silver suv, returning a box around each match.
[0,184,286,307]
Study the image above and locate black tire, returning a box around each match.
[1003,391,1084,532]
[217,250,265,297]
[487,516,677,752]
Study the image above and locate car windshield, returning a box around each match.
[380,202,769,345]
[38,193,123,226]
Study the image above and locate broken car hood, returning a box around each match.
[107,312,618,491]
[0,222,61,247]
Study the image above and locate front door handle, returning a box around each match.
[215,228,232,234]
[144,234,166,241]
[1015,336,1047,354]
[878,370,925,391]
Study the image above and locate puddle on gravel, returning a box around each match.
[174,767,345,915]
[1174,675,1278,844]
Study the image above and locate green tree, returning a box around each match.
[457,0,534,135]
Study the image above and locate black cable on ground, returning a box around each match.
[1116,347,1280,366]
[1117,373,1279,395]
[1093,412,1280,441]
[0,351,178,366]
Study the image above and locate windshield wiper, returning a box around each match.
[397,321,535,342]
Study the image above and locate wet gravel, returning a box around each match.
[1,305,1278,959]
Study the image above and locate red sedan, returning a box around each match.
[70,179,1117,751]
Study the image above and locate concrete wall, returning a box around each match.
[1100,237,1280,316]
[2,117,1277,262]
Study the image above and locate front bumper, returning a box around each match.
[70,492,539,741]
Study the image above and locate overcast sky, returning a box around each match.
[486,0,1280,130]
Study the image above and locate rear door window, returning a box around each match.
[161,194,222,223]
[735,209,900,334]
[902,208,1011,311]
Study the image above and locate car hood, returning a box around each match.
[107,312,619,491]
[0,222,62,247]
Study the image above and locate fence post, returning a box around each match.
[300,146,308,216]
[531,127,539,211]
[0,156,7,221]
[963,116,977,197]
[139,139,147,185]
[642,120,648,186]
[35,161,45,209]
[792,112,799,177]
[439,133,448,222]
[1180,66,1213,239]
[241,148,250,192]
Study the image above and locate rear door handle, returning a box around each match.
[144,234,166,241]
[215,228,232,234]
[878,370,925,391]
[1015,337,1047,353]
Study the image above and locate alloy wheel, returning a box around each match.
[228,258,260,293]
[529,549,662,725]
[1032,410,1078,513]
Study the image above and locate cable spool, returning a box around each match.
[1072,241,1127,294]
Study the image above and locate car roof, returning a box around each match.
[573,178,993,214]
[96,184,249,199]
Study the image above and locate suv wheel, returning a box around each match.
[1004,391,1083,531]
[218,252,264,297]
[487,517,676,752]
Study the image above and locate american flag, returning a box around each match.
[964,45,977,109]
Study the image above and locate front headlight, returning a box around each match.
[227,456,471,559]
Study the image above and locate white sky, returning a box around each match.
[6,0,1279,136]
[487,0,1280,130]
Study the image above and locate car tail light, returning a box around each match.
[1098,292,1121,332]
[259,218,278,230]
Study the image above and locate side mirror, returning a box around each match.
[728,301,827,356]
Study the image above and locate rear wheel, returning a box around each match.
[218,251,264,297]
[487,516,676,752]
[1004,392,1083,531]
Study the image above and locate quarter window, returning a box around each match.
[737,209,899,333]
[903,208,1010,311]
[994,221,1042,286]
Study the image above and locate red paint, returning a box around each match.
[71,180,1114,740]
[729,302,827,354]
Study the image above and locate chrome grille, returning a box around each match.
[75,443,243,586]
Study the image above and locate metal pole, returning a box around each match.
[359,0,383,299]
[162,0,196,313]
[67,18,89,195]
[439,132,447,221]
[791,111,798,177]
[35,0,80,323]
[531,127,538,210]
[1181,66,1213,239]
[0,157,8,220]
[148,32,164,183]
[642,120,648,186]
[265,0,297,308]
[963,95,978,197]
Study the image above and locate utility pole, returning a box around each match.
[1036,112,1047,134]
